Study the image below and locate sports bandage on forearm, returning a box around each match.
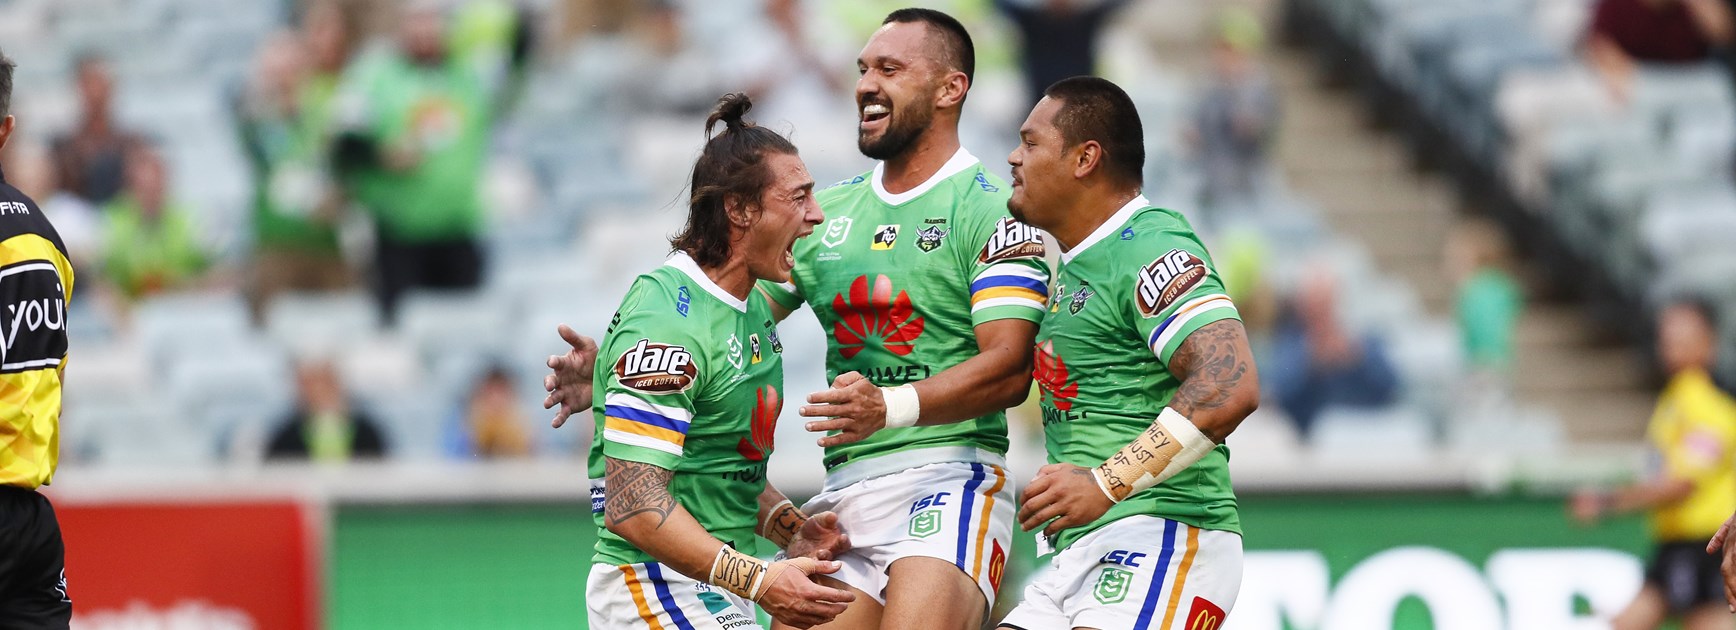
[881,384,920,428]
[709,545,774,601]
[1091,408,1215,503]
[758,499,808,549]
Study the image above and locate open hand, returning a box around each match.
[544,324,598,428]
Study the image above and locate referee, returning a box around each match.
[0,46,77,628]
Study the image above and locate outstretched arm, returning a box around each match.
[799,318,1037,447]
[1018,320,1260,536]
[544,324,598,428]
[604,458,855,628]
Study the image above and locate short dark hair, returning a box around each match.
[0,47,14,119]
[883,8,974,84]
[1043,76,1146,186]
[672,93,800,267]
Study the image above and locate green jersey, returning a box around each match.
[335,48,498,242]
[1034,196,1242,552]
[758,150,1050,473]
[589,253,785,566]
[242,75,343,254]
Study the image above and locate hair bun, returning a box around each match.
[706,92,755,137]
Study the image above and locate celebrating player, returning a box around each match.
[753,9,1050,630]
[584,93,854,630]
[996,77,1260,630]
[556,10,1050,629]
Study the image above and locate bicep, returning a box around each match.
[1166,319,1259,420]
[973,317,1039,357]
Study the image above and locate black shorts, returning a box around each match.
[0,486,71,629]
[1646,540,1726,614]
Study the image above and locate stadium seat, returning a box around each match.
[1310,404,1436,457]
[265,290,382,350]
[131,291,254,367]
[397,289,513,361]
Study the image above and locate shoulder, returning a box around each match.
[954,165,1011,217]
[611,267,690,330]
[0,185,71,261]
[819,171,872,198]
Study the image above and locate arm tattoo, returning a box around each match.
[604,457,677,530]
[1166,320,1253,419]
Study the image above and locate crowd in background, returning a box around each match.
[0,0,1727,465]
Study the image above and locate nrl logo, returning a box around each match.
[726,334,744,369]
[1094,567,1133,604]
[821,216,853,248]
[915,225,947,253]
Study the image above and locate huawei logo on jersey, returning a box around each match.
[1136,249,1207,318]
[978,217,1046,264]
[613,339,698,394]
[1032,340,1078,411]
[831,275,924,359]
[737,385,780,461]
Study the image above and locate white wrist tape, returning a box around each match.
[881,385,920,429]
[1091,407,1215,503]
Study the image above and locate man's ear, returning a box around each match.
[0,116,14,153]
[1073,140,1105,180]
[724,194,753,228]
[934,71,969,110]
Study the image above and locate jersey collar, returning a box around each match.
[665,251,748,313]
[870,147,979,206]
[1060,194,1150,264]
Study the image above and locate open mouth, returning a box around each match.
[783,228,812,269]
[860,102,890,130]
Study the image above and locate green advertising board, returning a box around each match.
[329,493,1655,629]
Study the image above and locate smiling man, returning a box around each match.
[748,8,1051,630]
[997,76,1259,630]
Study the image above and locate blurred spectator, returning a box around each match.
[1265,269,1401,436]
[266,359,388,461]
[6,142,100,274]
[1499,0,1733,205]
[50,54,144,206]
[742,0,848,113]
[1188,8,1280,213]
[443,365,531,459]
[236,7,358,321]
[332,2,526,321]
[996,0,1131,109]
[1571,298,1736,628]
[1585,0,1733,101]
[1447,218,1524,377]
[98,144,210,301]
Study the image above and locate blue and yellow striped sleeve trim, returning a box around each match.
[1147,293,1239,365]
[969,263,1049,323]
[602,393,694,458]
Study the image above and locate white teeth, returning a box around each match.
[863,104,889,116]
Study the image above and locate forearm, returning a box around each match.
[603,458,728,581]
[1584,36,1635,83]
[756,484,807,549]
[1607,478,1696,515]
[1093,320,1259,502]
[1686,0,1736,44]
[909,342,1033,426]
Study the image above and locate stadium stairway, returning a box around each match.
[1253,5,1655,443]
[1135,0,1655,444]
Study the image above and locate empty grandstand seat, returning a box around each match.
[1310,405,1435,457]
[1639,183,1736,268]
[397,290,512,361]
[131,291,254,367]
[265,290,382,349]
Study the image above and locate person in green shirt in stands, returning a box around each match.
[237,2,360,320]
[99,144,208,300]
[332,0,527,320]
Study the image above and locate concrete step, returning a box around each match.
[1533,391,1655,443]
[1513,345,1648,392]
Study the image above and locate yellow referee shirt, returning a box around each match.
[0,162,74,490]
[1648,367,1736,541]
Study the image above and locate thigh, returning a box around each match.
[588,562,761,630]
[882,556,985,630]
[1612,585,1669,630]
[1065,518,1242,630]
[770,576,881,630]
[0,489,72,629]
[428,239,483,289]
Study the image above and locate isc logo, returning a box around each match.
[613,339,697,394]
[1135,249,1206,318]
[1099,550,1147,567]
[909,492,950,514]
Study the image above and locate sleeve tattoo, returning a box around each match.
[1166,319,1254,419]
[604,457,678,530]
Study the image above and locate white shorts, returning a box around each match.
[587,562,762,630]
[1001,516,1243,630]
[800,455,1015,607]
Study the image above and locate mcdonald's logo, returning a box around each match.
[1186,596,1226,630]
